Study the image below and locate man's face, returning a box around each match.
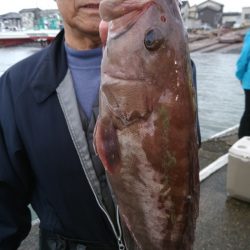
[56,0,101,36]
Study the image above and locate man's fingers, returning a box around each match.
[99,20,108,47]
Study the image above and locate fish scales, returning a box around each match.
[94,0,200,249]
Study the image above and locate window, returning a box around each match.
[244,13,250,20]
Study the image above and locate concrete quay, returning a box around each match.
[194,130,250,250]
[188,27,250,54]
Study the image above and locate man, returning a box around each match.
[0,0,126,249]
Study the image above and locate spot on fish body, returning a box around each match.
[161,15,166,22]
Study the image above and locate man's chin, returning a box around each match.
[77,20,101,35]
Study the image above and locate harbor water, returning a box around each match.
[192,52,244,140]
[0,46,244,140]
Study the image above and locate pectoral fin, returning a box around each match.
[94,117,121,174]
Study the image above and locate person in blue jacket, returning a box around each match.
[236,30,250,138]
[0,1,200,249]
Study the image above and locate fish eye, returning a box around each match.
[144,28,164,51]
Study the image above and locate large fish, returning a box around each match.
[94,0,200,249]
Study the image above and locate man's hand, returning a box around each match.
[99,20,108,47]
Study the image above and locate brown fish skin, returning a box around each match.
[94,0,200,249]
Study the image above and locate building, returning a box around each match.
[180,3,201,31]
[19,8,62,30]
[181,1,190,26]
[40,9,62,29]
[180,0,224,30]
[222,12,241,28]
[0,12,22,31]
[242,7,250,26]
[196,0,224,28]
[19,8,42,30]
[0,21,4,31]
[181,1,247,30]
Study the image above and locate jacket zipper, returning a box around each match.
[56,82,126,249]
[116,206,126,250]
[87,188,126,249]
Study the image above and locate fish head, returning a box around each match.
[99,0,191,126]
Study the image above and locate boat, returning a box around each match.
[0,29,60,47]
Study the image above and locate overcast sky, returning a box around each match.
[0,0,249,15]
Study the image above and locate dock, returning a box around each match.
[19,127,250,250]
[194,128,250,250]
[189,27,249,54]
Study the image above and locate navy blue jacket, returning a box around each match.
[0,30,118,249]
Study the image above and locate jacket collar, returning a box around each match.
[31,29,68,103]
